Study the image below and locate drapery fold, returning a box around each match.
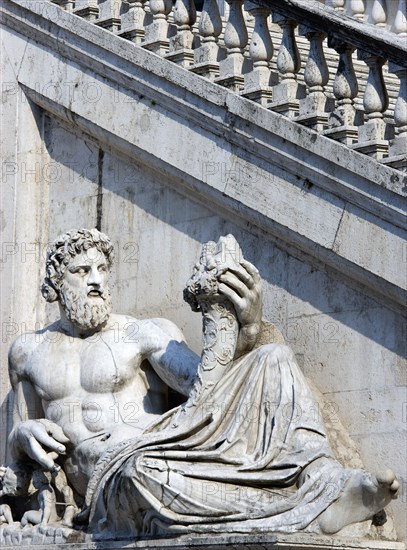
[86,344,351,537]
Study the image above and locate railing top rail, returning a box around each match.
[249,0,407,67]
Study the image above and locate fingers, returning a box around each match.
[221,263,254,289]
[31,423,67,454]
[219,272,249,298]
[218,283,243,311]
[240,259,260,283]
[16,420,68,471]
[219,260,260,293]
[26,437,58,471]
[38,419,70,444]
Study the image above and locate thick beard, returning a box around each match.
[59,283,112,331]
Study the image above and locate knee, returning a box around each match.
[120,453,142,481]
[255,343,294,364]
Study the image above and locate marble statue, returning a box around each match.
[2,228,399,541]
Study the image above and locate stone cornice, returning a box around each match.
[2,0,406,313]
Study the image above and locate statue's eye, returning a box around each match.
[73,266,89,275]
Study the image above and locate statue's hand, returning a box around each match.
[10,419,69,472]
[218,258,262,335]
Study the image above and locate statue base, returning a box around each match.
[1,531,405,550]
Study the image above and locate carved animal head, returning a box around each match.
[184,235,243,311]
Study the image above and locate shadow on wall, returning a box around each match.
[37,109,405,362]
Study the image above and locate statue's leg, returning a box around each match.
[98,342,397,536]
[21,510,42,526]
[103,343,336,534]
[317,468,399,534]
[1,505,13,524]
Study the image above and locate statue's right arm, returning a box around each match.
[8,336,69,472]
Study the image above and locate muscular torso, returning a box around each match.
[10,314,197,495]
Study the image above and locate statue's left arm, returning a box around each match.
[144,258,261,394]
[144,318,200,396]
[217,258,262,358]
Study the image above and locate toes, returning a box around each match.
[376,469,395,486]
[390,479,400,497]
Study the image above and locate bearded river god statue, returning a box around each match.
[0,229,401,547]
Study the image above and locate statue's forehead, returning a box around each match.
[68,246,107,267]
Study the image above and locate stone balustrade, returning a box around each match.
[49,0,406,170]
[327,0,407,34]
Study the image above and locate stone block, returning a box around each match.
[0,532,405,549]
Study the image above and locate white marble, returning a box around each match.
[0,0,406,542]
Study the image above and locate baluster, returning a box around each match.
[353,51,389,159]
[52,0,75,12]
[217,0,227,17]
[96,0,122,31]
[371,0,387,28]
[268,14,305,118]
[326,0,345,12]
[143,0,172,55]
[323,39,359,145]
[242,2,273,106]
[350,0,365,20]
[214,0,248,92]
[166,0,197,67]
[119,0,146,43]
[297,28,334,132]
[191,0,222,80]
[394,0,407,36]
[382,63,407,171]
[74,0,99,20]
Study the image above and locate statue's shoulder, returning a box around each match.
[104,315,184,352]
[146,317,184,340]
[107,313,145,332]
[8,330,40,382]
[8,321,61,370]
[109,314,182,338]
[105,313,150,341]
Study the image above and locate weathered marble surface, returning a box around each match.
[1,231,401,545]
[1,0,406,541]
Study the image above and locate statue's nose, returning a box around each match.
[88,267,102,287]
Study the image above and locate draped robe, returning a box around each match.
[85,344,351,537]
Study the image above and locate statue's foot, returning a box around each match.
[62,505,76,527]
[318,469,399,534]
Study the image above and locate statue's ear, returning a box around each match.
[41,280,59,303]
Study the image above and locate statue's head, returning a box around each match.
[41,228,114,330]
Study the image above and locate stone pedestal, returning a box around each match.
[268,80,306,118]
[323,125,359,146]
[73,6,99,21]
[352,117,389,159]
[95,17,121,32]
[296,93,335,132]
[1,531,405,549]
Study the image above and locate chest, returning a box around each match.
[28,335,143,400]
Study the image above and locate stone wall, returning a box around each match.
[1,4,405,542]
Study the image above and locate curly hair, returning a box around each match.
[41,228,114,303]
